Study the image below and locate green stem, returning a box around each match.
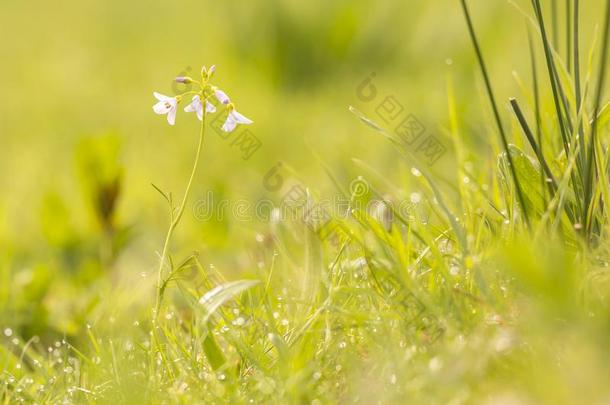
[154,113,207,318]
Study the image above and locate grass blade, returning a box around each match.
[509,98,558,194]
[584,0,610,236]
[459,0,531,228]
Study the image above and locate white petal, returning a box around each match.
[222,116,237,132]
[196,108,203,121]
[206,101,216,113]
[215,89,230,105]
[167,107,177,125]
[154,92,171,101]
[153,100,171,114]
[184,96,201,113]
[230,110,253,124]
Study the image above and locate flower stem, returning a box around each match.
[154,113,206,318]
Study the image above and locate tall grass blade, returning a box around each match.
[509,98,558,194]
[532,0,572,155]
[566,0,572,73]
[528,27,546,205]
[552,0,559,47]
[532,0,583,220]
[459,0,531,228]
[584,0,610,237]
[573,0,586,176]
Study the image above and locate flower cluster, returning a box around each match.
[152,65,253,131]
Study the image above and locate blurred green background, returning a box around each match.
[0,0,605,335]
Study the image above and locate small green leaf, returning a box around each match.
[203,332,226,371]
[593,101,610,130]
[498,145,546,217]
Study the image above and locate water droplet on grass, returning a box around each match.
[429,357,442,372]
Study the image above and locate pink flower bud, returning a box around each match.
[175,76,193,84]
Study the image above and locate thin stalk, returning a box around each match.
[585,0,610,236]
[459,0,531,228]
[528,27,545,204]
[510,98,558,194]
[532,0,571,155]
[532,0,583,219]
[566,0,572,73]
[574,0,585,184]
[155,113,207,318]
[573,0,581,110]
[552,0,559,48]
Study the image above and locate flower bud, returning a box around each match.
[175,76,193,84]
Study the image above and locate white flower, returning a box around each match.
[152,92,178,125]
[222,108,253,132]
[184,95,216,121]
[206,101,216,113]
[214,88,231,105]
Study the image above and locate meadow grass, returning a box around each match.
[2,1,610,404]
